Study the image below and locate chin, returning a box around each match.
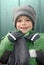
[21,31,28,34]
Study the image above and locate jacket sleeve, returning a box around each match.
[0,34,14,64]
[0,34,13,57]
[36,50,44,65]
[34,33,44,65]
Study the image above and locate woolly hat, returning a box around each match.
[13,5,36,29]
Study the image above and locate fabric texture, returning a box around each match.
[0,31,44,65]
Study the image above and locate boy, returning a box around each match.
[0,5,44,65]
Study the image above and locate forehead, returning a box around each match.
[17,15,30,20]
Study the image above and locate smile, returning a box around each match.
[20,27,28,29]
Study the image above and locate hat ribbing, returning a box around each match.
[13,5,36,29]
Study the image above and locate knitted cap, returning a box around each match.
[13,5,36,29]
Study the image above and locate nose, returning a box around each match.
[22,20,26,25]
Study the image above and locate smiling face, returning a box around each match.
[16,16,33,34]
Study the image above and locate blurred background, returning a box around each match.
[0,0,44,38]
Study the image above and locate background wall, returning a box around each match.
[0,0,44,37]
[0,0,1,38]
[40,0,44,32]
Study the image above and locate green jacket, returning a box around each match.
[0,31,44,65]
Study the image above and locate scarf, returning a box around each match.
[7,30,40,65]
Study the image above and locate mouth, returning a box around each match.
[20,27,28,30]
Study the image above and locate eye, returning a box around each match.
[26,19,30,21]
[17,20,22,22]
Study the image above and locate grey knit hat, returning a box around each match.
[13,5,36,29]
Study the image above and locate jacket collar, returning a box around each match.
[24,30,40,42]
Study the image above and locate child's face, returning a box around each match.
[16,16,33,34]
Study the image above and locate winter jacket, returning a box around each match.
[0,30,44,65]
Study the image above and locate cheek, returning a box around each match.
[16,22,20,29]
[16,23,18,29]
[28,22,33,27]
[28,22,33,29]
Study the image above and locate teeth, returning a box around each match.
[21,27,28,29]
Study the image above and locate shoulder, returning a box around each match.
[35,33,44,42]
[34,33,44,51]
